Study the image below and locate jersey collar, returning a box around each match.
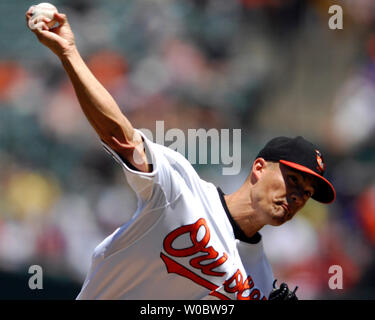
[217,187,262,245]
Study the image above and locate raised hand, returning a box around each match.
[26,8,76,59]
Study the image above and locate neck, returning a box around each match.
[224,179,264,238]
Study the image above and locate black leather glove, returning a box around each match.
[268,279,299,300]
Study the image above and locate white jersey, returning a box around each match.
[76,129,274,300]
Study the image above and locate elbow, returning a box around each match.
[103,134,135,153]
[99,121,134,149]
[102,130,150,172]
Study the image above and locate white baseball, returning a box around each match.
[28,3,58,30]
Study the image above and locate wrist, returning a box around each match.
[60,46,81,68]
[59,45,79,63]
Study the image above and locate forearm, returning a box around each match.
[60,47,134,149]
[26,8,149,171]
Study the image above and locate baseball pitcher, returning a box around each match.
[26,5,335,300]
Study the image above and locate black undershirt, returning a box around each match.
[217,187,261,244]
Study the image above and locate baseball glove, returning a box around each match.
[268,279,299,300]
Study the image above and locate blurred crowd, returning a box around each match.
[0,0,374,299]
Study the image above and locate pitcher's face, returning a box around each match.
[251,160,315,226]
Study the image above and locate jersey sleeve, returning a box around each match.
[101,129,201,208]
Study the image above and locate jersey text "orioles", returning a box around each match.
[160,218,266,300]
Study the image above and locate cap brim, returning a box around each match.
[279,160,336,204]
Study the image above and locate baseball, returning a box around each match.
[28,3,58,30]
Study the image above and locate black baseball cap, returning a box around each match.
[257,136,336,204]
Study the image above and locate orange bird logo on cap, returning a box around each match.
[315,150,325,174]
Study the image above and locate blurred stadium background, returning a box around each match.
[0,0,374,299]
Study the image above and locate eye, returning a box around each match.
[304,190,312,198]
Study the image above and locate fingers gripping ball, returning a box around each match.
[268,280,299,300]
[28,3,58,31]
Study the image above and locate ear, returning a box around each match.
[250,158,267,183]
